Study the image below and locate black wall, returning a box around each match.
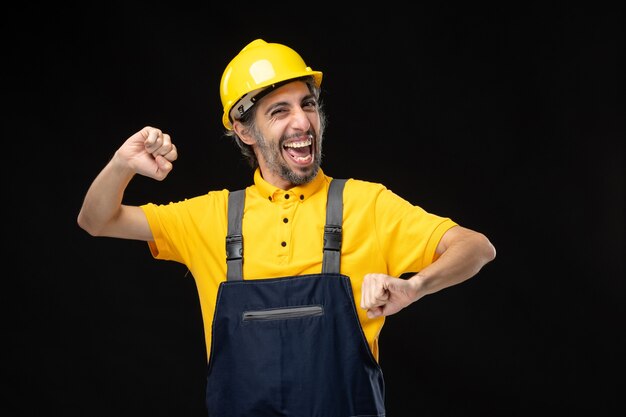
[6,3,624,416]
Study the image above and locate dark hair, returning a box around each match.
[224,76,326,169]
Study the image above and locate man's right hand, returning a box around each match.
[118,126,178,181]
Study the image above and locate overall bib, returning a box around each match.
[205,179,386,417]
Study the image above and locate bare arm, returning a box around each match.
[77,126,178,241]
[361,225,496,318]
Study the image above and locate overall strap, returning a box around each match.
[225,179,347,281]
[322,178,347,274]
[226,189,245,281]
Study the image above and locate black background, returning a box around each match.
[5,3,624,417]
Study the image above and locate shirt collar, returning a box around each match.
[253,167,328,202]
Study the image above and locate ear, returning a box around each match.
[232,121,256,146]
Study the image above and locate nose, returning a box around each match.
[290,106,312,132]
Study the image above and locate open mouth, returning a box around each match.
[283,135,313,165]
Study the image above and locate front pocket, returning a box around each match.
[242,305,324,322]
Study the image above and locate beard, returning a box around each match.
[253,127,323,186]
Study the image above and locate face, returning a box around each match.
[238,81,323,189]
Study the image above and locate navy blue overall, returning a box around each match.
[205,179,386,416]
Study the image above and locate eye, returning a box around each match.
[270,107,288,117]
[302,99,317,109]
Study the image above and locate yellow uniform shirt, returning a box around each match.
[141,168,457,362]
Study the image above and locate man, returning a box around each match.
[78,39,496,416]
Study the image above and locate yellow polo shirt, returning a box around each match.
[141,168,456,362]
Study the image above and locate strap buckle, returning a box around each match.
[323,225,342,252]
[226,234,243,260]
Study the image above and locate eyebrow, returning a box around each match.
[263,93,316,117]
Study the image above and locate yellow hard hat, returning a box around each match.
[220,39,323,130]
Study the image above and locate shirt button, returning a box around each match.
[299,195,304,200]
[268,196,272,201]
[281,241,287,247]
[283,218,288,223]
[284,194,290,199]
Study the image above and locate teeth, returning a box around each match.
[284,138,312,148]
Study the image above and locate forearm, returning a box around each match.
[409,230,496,298]
[77,154,136,236]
